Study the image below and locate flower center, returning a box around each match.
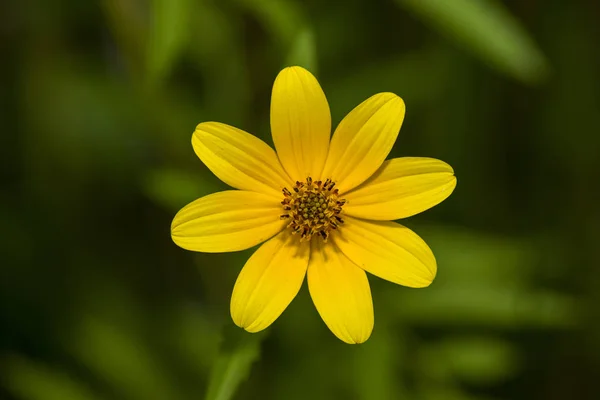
[280,177,345,242]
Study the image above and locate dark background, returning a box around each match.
[1,0,599,399]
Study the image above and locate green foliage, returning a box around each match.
[1,0,597,399]
[205,328,264,400]
[146,0,193,86]
[237,0,306,49]
[395,0,549,84]
[285,27,318,73]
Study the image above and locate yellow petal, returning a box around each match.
[332,217,436,288]
[322,93,405,193]
[171,191,285,253]
[193,122,292,198]
[230,230,309,332]
[344,157,457,220]
[307,239,373,344]
[270,66,331,181]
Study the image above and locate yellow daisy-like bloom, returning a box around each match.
[171,66,456,344]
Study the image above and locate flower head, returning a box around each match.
[171,66,456,343]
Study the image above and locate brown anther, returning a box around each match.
[280,177,346,242]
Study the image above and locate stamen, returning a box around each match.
[280,177,346,242]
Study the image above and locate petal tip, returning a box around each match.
[191,123,210,145]
[193,121,219,133]
[413,261,437,288]
[275,65,315,82]
[405,276,436,289]
[446,175,458,195]
[243,324,265,334]
[170,231,182,247]
[348,332,372,344]
[377,92,405,109]
[231,313,267,334]
[333,329,372,344]
[421,248,438,286]
[438,159,456,175]
[285,65,309,72]
[230,308,247,330]
[170,211,184,237]
[422,272,437,288]
[231,305,263,333]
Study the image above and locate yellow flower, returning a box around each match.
[171,66,456,344]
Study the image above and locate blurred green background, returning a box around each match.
[1,0,599,399]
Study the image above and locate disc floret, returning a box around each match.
[280,177,345,241]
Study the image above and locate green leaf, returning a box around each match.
[146,0,192,85]
[395,0,549,84]
[236,0,305,48]
[285,27,318,73]
[205,326,263,400]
